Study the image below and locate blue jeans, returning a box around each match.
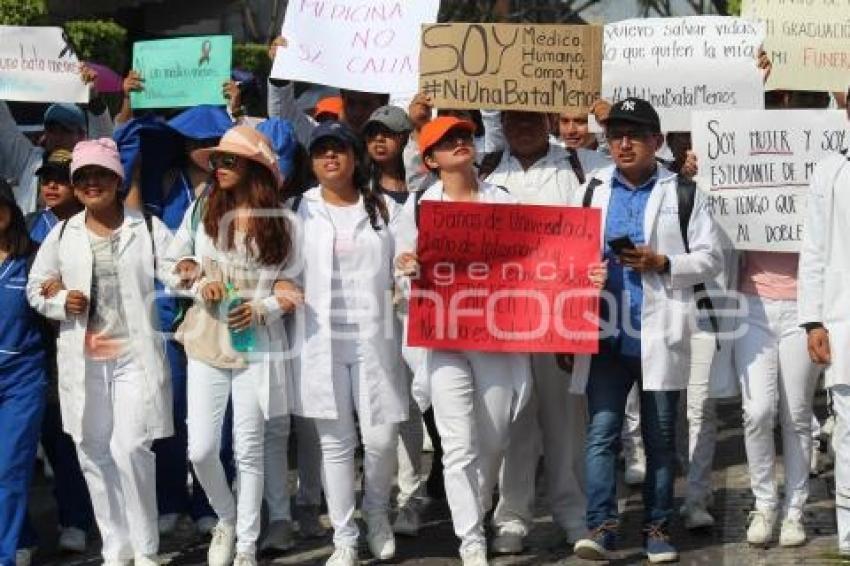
[153,339,234,521]
[584,346,679,530]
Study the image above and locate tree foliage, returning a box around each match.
[232,43,271,77]
[64,20,127,72]
[0,0,47,25]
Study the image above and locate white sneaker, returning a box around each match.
[15,547,35,566]
[491,525,524,554]
[196,516,218,535]
[260,519,295,552]
[624,458,646,486]
[134,554,160,566]
[207,521,236,566]
[58,526,87,553]
[460,545,489,566]
[325,545,358,566]
[158,513,180,535]
[779,517,806,547]
[365,511,395,560]
[746,509,776,546]
[297,505,327,538]
[392,502,421,536]
[680,502,715,530]
[233,552,257,566]
[103,561,132,566]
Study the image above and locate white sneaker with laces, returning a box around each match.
[680,502,715,530]
[365,511,395,560]
[779,517,806,547]
[134,554,160,566]
[207,521,236,566]
[233,552,257,566]
[58,526,87,553]
[158,513,180,535]
[393,502,421,536]
[746,509,776,546]
[15,547,35,566]
[491,525,524,554]
[260,519,296,552]
[460,545,489,566]
[325,545,358,566]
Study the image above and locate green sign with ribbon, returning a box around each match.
[131,35,232,109]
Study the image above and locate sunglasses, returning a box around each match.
[72,169,117,187]
[433,129,474,151]
[209,154,241,170]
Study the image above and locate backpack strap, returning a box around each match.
[142,212,156,272]
[291,194,303,213]
[58,218,70,241]
[581,178,603,208]
[477,150,504,180]
[413,188,428,229]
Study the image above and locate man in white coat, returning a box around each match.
[484,110,588,552]
[797,92,850,556]
[571,98,722,564]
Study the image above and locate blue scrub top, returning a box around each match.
[28,208,59,245]
[0,256,45,371]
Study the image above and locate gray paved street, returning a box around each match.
[26,394,847,565]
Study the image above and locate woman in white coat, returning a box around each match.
[394,116,535,566]
[165,125,299,566]
[287,120,406,566]
[26,138,174,566]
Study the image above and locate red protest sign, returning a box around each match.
[408,201,601,353]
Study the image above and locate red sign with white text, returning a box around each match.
[408,201,601,353]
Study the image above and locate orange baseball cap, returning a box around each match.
[314,96,343,120]
[418,116,476,157]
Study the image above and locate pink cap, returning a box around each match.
[71,138,125,181]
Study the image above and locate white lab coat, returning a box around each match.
[164,202,300,419]
[569,164,723,392]
[289,186,407,425]
[798,151,850,388]
[26,209,174,442]
[484,143,582,205]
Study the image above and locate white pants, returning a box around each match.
[494,353,586,539]
[682,331,719,506]
[397,314,425,507]
[77,356,158,560]
[264,417,292,522]
[429,350,519,553]
[735,295,818,519]
[831,385,850,552]
[315,335,398,549]
[187,359,266,554]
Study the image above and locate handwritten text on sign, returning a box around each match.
[692,109,848,252]
[408,202,601,353]
[603,17,765,132]
[0,26,87,103]
[131,36,232,109]
[419,23,603,112]
[271,0,440,95]
[742,0,850,92]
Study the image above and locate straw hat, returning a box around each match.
[191,125,283,188]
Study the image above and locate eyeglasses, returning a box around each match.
[209,154,241,170]
[433,130,474,151]
[605,128,655,144]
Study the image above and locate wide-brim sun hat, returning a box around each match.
[191,125,283,188]
[418,116,476,157]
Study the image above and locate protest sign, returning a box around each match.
[0,26,87,103]
[602,17,765,131]
[419,23,603,113]
[408,202,601,353]
[131,35,232,109]
[742,0,850,92]
[692,109,848,252]
[271,0,440,96]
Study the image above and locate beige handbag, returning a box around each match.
[174,258,247,369]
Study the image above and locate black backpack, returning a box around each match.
[582,175,719,336]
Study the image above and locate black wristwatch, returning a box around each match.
[802,322,825,333]
[659,255,670,274]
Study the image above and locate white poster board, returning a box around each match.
[271,0,440,96]
[603,17,765,132]
[692,109,848,252]
[0,26,88,103]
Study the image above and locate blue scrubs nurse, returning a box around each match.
[0,180,47,565]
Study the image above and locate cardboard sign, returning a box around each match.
[271,0,440,96]
[408,201,601,353]
[419,23,603,112]
[0,26,87,103]
[603,17,765,131]
[743,0,850,92]
[131,35,232,109]
[692,109,848,252]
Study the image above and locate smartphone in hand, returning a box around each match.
[608,235,636,255]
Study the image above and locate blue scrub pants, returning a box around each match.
[0,356,46,565]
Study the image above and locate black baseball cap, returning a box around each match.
[35,149,72,180]
[603,98,661,132]
[308,120,361,153]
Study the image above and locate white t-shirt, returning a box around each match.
[326,198,366,324]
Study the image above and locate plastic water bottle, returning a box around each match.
[225,283,256,353]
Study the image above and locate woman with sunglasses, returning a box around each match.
[393,117,533,566]
[26,139,174,565]
[164,125,299,566]
[284,120,406,566]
